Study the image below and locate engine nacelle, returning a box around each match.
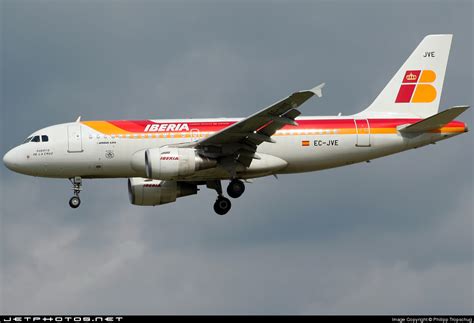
[128,177,198,206]
[144,147,216,180]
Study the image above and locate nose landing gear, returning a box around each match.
[69,196,81,208]
[68,176,82,209]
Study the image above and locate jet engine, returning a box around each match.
[144,147,216,180]
[128,177,198,206]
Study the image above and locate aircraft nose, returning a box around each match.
[3,147,22,172]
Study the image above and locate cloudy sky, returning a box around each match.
[1,0,472,314]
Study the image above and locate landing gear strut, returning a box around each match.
[227,179,245,198]
[68,176,82,208]
[207,180,232,215]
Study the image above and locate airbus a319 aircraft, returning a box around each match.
[3,35,469,215]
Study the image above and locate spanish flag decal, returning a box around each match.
[302,140,310,147]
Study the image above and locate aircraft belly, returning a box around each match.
[260,134,409,174]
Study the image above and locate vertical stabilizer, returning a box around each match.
[359,34,452,118]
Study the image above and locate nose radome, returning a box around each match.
[3,147,20,171]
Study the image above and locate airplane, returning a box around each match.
[3,34,469,215]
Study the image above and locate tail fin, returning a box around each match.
[359,34,453,118]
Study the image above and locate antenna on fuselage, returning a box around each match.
[75,116,82,122]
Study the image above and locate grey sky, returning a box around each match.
[1,0,473,314]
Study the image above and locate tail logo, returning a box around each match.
[395,70,437,103]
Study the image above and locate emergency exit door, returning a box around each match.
[354,118,371,147]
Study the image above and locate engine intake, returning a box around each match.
[144,147,216,180]
[128,177,197,206]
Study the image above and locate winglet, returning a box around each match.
[308,83,325,98]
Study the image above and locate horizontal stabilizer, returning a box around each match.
[399,105,469,133]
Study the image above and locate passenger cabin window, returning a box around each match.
[41,135,49,142]
[31,136,40,142]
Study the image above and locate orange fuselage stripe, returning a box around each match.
[81,119,466,137]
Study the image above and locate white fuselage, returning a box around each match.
[3,116,466,181]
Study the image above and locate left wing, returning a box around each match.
[182,83,325,174]
[198,83,324,146]
[172,83,325,176]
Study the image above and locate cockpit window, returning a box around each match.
[25,135,49,143]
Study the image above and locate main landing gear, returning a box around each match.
[227,179,245,198]
[68,176,82,209]
[207,179,246,215]
[214,196,232,215]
